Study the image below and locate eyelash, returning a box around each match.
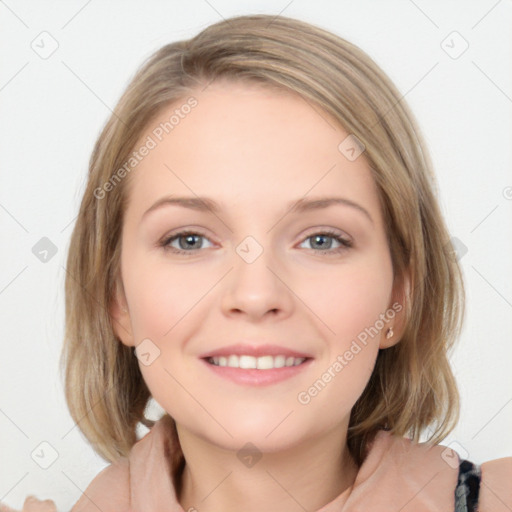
[159,229,353,257]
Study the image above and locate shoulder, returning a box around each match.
[351,431,460,510]
[362,431,510,511]
[70,417,176,512]
[478,456,512,512]
[70,457,131,512]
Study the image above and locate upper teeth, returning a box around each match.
[208,355,306,369]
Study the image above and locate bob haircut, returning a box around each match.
[60,13,465,467]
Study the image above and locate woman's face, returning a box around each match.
[112,80,406,452]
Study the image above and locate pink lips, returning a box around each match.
[199,343,314,387]
[201,357,313,386]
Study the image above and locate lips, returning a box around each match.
[201,356,313,386]
[199,343,314,360]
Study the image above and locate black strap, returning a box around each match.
[455,459,481,512]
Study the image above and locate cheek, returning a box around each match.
[303,259,393,345]
[122,255,204,385]
[125,256,197,339]
[125,261,200,417]
[295,260,391,411]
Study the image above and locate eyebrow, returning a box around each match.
[142,195,374,224]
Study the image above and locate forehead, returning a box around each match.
[123,81,382,226]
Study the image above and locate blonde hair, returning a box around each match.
[60,14,465,466]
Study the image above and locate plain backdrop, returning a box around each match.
[1,1,511,510]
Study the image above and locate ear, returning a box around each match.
[379,267,411,349]
[109,275,136,347]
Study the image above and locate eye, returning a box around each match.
[160,229,353,256]
[160,230,214,255]
[298,229,353,256]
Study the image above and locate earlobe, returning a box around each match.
[379,268,411,349]
[380,325,400,349]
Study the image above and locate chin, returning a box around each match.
[216,413,311,452]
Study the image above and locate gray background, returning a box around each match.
[1,0,511,510]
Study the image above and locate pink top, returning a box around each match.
[2,414,511,511]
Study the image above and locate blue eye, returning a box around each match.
[298,230,353,255]
[160,229,352,256]
[161,231,214,255]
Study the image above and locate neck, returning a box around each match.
[175,423,358,512]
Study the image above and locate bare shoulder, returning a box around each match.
[71,458,131,512]
[478,456,512,512]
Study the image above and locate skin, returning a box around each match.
[111,79,409,512]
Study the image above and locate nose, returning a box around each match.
[220,241,294,321]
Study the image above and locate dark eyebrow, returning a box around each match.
[142,195,374,225]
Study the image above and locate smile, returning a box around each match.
[201,356,313,386]
[207,354,307,370]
